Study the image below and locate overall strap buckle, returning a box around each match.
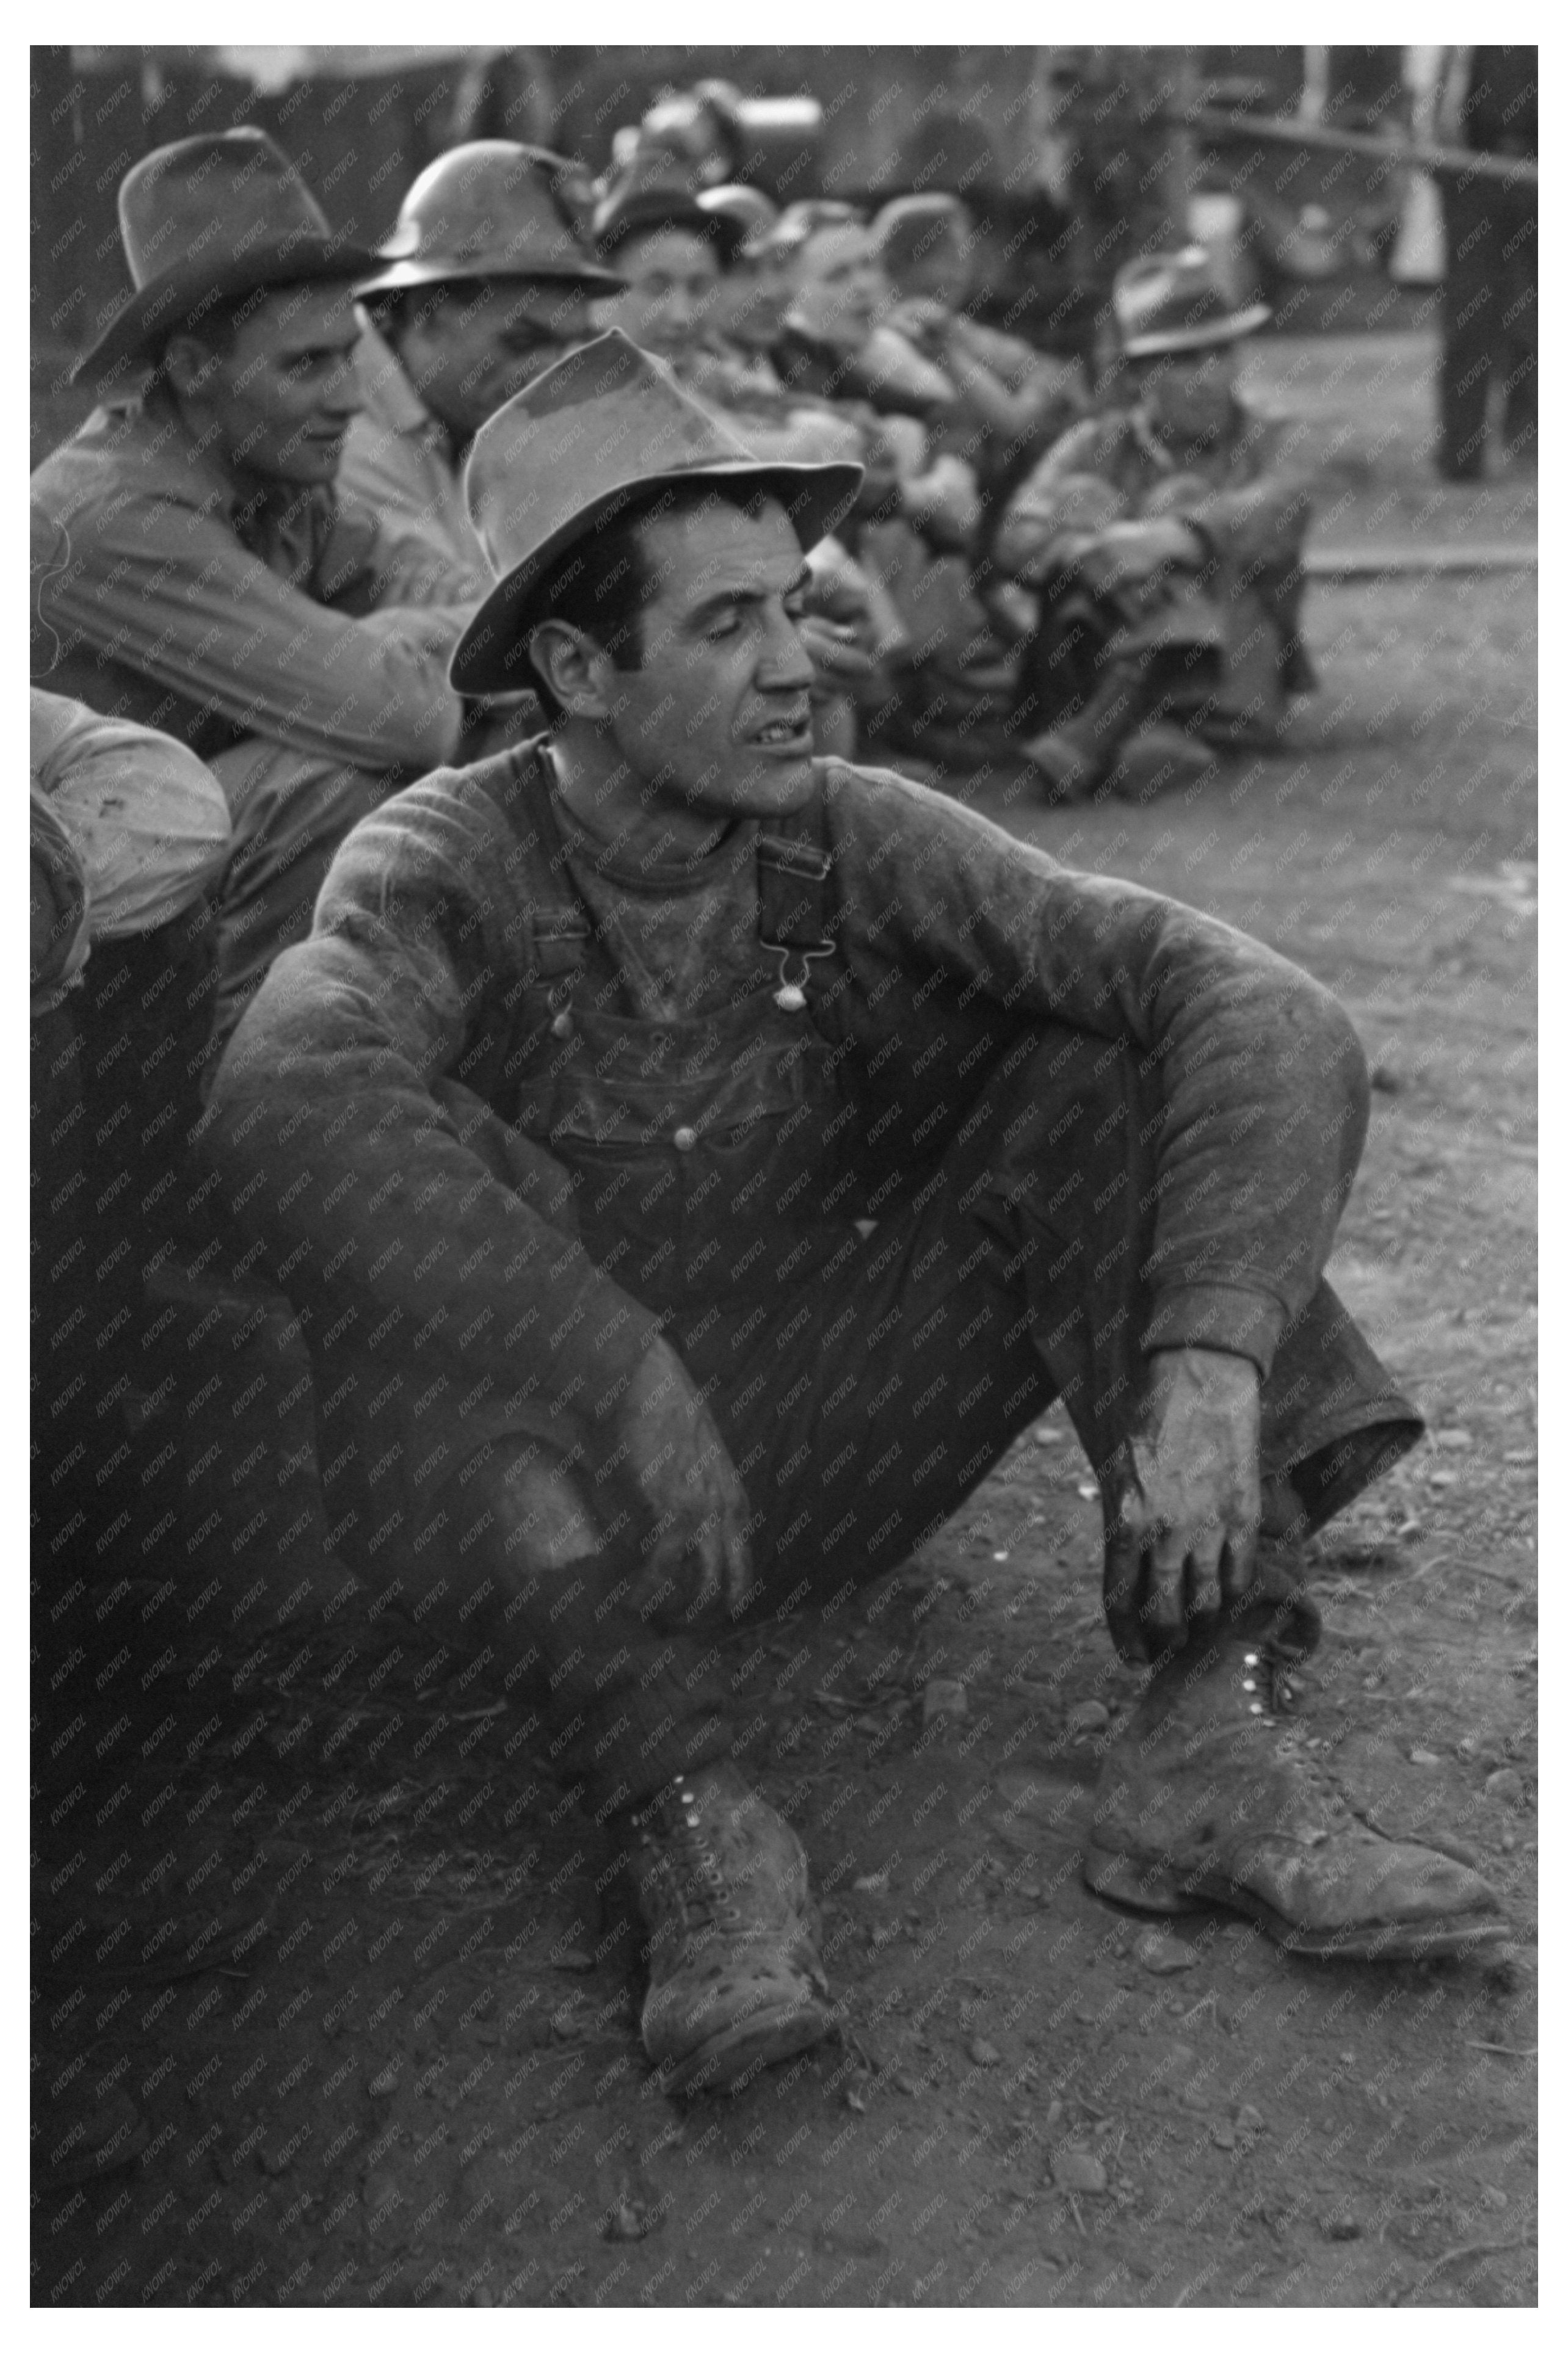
[755,814,837,1015]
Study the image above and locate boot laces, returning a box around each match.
[644,1780,744,1934]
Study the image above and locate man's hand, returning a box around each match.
[600,1336,753,1625]
[1101,1348,1263,1664]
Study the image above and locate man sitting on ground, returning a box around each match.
[1000,247,1319,802]
[204,333,1503,2100]
[31,129,474,1050]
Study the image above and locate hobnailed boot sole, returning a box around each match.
[1082,1844,1513,1962]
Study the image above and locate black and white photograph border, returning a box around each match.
[21,2,1545,2321]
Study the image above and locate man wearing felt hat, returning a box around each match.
[31,128,476,1045]
[344,141,621,584]
[1001,245,1319,803]
[205,330,1503,2099]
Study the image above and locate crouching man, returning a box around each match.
[1002,247,1319,802]
[204,333,1503,2098]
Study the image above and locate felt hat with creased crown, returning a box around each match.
[355,141,622,298]
[73,128,377,388]
[449,330,862,696]
[1112,245,1270,358]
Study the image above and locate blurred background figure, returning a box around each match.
[875,193,1086,446]
[1000,247,1318,802]
[1431,45,1537,481]
[590,178,739,360]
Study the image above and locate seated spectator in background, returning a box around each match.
[589,180,744,366]
[874,192,1086,449]
[347,141,619,582]
[31,130,474,1050]
[1001,248,1318,802]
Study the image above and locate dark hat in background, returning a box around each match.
[73,128,377,387]
[356,140,622,299]
[591,153,750,267]
[1112,245,1270,357]
[451,329,862,695]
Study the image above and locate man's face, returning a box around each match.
[1136,343,1239,441]
[184,283,365,487]
[601,497,818,832]
[592,225,722,358]
[717,251,792,353]
[786,224,887,349]
[397,278,595,440]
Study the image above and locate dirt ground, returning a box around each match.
[32,332,1537,2308]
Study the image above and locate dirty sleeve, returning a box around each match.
[821,762,1370,1379]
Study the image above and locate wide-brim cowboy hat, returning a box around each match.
[1114,245,1270,357]
[73,128,378,389]
[450,330,863,697]
[355,140,622,298]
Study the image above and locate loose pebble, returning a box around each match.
[1051,2151,1107,2194]
[1428,1470,1459,1488]
[1409,1747,1443,1767]
[852,1869,890,1894]
[1134,1931,1197,1975]
[1033,1426,1064,1446]
[1067,1700,1111,1736]
[1434,1428,1474,1449]
[1486,1767,1525,1805]
[922,1678,969,1725]
[1234,2104,1266,2136]
[893,2071,923,2097]
[1211,2122,1237,2150]
[1076,1483,1100,1501]
[967,2036,1002,2067]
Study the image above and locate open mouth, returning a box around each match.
[750,714,813,753]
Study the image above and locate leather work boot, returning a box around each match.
[628,1763,835,2094]
[1102,720,1218,803]
[1084,1602,1509,1962]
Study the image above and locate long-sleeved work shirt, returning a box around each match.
[205,745,1370,1463]
[30,393,473,776]
[1004,395,1308,574]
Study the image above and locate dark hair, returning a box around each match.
[526,476,775,722]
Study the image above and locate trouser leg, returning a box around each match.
[390,1028,1419,1816]
[1438,181,1497,479]
[205,741,393,1056]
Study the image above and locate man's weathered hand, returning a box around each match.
[1101,1347,1263,1663]
[604,1336,752,1625]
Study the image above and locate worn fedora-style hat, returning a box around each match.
[1112,245,1270,357]
[450,329,863,697]
[355,141,622,299]
[73,128,377,387]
